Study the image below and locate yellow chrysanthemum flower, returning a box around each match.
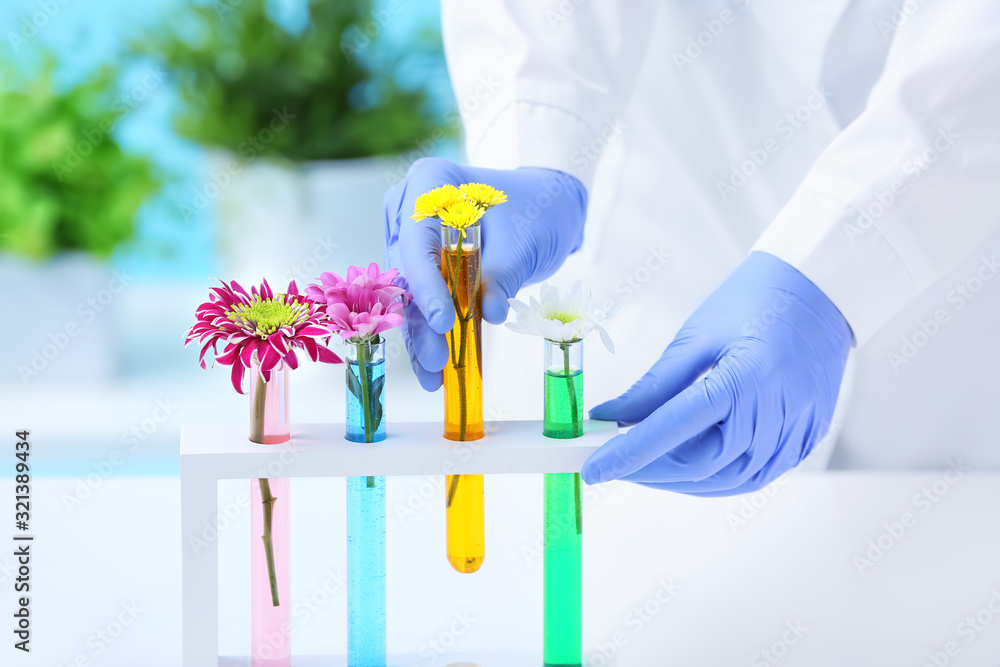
[438,199,485,230]
[411,184,464,222]
[459,182,507,210]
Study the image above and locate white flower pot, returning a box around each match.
[207,152,400,288]
[0,252,118,385]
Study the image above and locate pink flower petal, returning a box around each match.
[240,340,257,368]
[268,332,288,357]
[302,337,319,361]
[216,343,241,366]
[297,325,329,338]
[263,345,283,373]
[316,345,343,364]
[231,362,246,394]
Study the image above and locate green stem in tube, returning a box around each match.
[355,342,376,487]
[560,342,582,437]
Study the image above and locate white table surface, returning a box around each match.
[4,469,999,666]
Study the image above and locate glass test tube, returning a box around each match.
[347,476,386,666]
[248,363,292,666]
[251,477,292,667]
[440,223,485,574]
[345,340,388,665]
[543,338,583,666]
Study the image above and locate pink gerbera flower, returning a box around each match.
[306,263,411,342]
[186,278,342,393]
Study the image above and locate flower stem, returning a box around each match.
[446,240,467,505]
[442,230,483,507]
[561,342,582,438]
[574,472,582,535]
[355,343,376,488]
[453,240,469,441]
[250,369,267,444]
[257,478,280,607]
[446,474,460,508]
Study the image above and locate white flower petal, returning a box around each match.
[508,298,532,315]
[598,325,615,354]
[505,321,530,335]
[504,280,618,349]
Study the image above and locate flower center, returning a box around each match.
[229,295,306,337]
[547,310,580,325]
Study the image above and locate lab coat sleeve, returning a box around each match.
[753,2,1000,345]
[440,0,657,190]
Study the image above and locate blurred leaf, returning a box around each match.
[136,0,453,162]
[0,55,162,260]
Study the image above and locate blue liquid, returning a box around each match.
[346,356,386,443]
[347,475,386,666]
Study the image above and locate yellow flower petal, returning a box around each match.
[459,182,508,210]
[411,184,464,222]
[438,199,485,230]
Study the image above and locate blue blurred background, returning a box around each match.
[0,0,459,475]
[1,0,455,278]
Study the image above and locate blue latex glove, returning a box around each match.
[384,157,588,390]
[581,251,854,496]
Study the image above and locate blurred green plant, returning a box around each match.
[0,58,160,260]
[140,0,448,162]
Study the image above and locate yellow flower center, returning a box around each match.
[438,199,485,230]
[228,295,307,337]
[548,311,580,325]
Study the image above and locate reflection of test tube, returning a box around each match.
[543,338,583,666]
[345,341,387,665]
[544,474,582,666]
[248,362,292,667]
[440,223,485,573]
[251,478,291,667]
[347,476,386,666]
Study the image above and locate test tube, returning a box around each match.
[345,340,388,665]
[543,338,584,665]
[440,223,486,573]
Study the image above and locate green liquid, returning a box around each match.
[544,472,582,666]
[544,351,583,664]
[544,369,583,439]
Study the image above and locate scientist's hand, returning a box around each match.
[384,157,587,390]
[581,251,853,496]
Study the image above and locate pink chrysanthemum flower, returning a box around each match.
[186,278,342,393]
[306,263,411,343]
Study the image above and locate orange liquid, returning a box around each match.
[441,241,485,573]
[440,244,483,440]
[445,473,485,573]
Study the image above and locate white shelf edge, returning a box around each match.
[180,419,617,477]
[219,652,544,667]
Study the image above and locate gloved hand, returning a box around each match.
[384,157,588,390]
[581,251,854,496]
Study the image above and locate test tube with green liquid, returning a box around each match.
[543,338,583,666]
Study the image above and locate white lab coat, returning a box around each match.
[442,0,1000,469]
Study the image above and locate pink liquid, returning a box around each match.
[251,477,291,666]
[249,363,290,445]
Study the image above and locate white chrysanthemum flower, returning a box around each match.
[506,281,616,352]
